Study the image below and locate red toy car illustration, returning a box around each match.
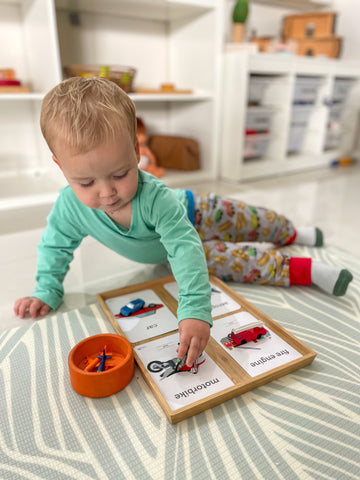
[221,320,268,349]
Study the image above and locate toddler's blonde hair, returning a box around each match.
[40,76,137,155]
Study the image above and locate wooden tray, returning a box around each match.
[97,275,316,423]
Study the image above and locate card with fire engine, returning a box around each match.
[212,312,302,377]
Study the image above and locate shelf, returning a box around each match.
[130,91,213,102]
[0,171,66,211]
[55,0,215,22]
[250,0,330,10]
[0,93,44,101]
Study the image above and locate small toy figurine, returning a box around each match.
[97,348,112,372]
[136,117,165,178]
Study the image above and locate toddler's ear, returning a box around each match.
[52,155,62,170]
[135,139,140,163]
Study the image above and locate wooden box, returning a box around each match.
[296,36,342,58]
[283,12,337,40]
[97,275,316,424]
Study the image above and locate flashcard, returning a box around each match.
[105,289,178,343]
[164,281,240,317]
[211,312,302,377]
[134,333,234,410]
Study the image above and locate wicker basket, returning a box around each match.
[63,64,136,93]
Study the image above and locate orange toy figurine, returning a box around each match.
[136,117,165,178]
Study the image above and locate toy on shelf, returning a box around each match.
[0,69,30,93]
[137,117,165,178]
[135,83,193,95]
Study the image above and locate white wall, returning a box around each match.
[330,0,360,60]
[225,2,293,42]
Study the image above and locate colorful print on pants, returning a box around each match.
[193,193,294,285]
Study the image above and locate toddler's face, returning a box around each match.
[53,132,140,215]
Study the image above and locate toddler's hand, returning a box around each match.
[14,297,51,319]
[177,318,210,367]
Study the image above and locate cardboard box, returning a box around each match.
[283,11,337,40]
[295,36,342,58]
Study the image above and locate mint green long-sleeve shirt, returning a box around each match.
[31,170,212,325]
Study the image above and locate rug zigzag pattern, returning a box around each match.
[0,246,359,479]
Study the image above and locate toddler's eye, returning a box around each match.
[114,171,128,180]
[80,180,94,187]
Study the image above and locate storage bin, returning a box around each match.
[328,103,343,122]
[248,76,272,105]
[332,78,355,103]
[325,129,340,149]
[293,76,322,104]
[243,134,270,159]
[287,125,307,152]
[245,107,273,132]
[291,105,313,124]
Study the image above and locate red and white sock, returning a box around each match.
[290,258,353,296]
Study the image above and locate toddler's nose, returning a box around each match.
[100,182,116,199]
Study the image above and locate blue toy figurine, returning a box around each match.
[97,348,112,372]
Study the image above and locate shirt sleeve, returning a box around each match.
[144,184,212,326]
[30,190,86,310]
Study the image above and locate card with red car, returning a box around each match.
[105,289,178,343]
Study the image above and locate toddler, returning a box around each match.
[14,77,353,367]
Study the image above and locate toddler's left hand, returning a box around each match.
[177,318,210,367]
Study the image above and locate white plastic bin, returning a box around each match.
[245,107,273,132]
[287,125,306,153]
[248,76,273,105]
[243,134,270,159]
[291,105,313,125]
[328,103,343,122]
[332,78,354,103]
[293,76,322,104]
[325,129,340,149]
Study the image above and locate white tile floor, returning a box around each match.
[1,163,359,333]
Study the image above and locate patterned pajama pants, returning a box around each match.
[193,193,296,287]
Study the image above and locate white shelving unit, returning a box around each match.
[220,50,360,182]
[0,0,224,219]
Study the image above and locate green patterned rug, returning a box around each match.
[1,245,359,479]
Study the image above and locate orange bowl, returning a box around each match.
[68,334,134,398]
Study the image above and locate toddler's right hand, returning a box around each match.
[14,297,51,319]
